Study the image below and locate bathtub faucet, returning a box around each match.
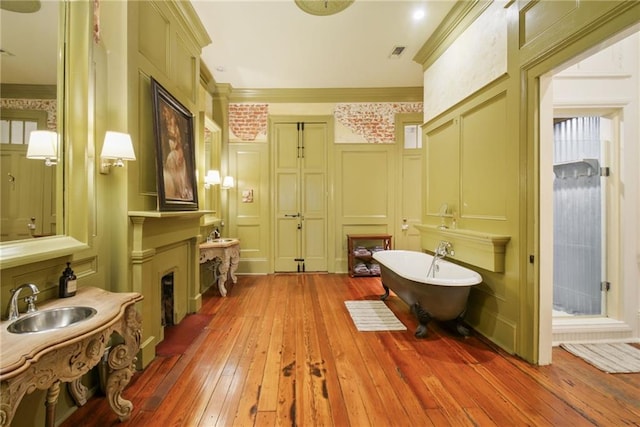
[435,241,453,258]
[427,241,453,278]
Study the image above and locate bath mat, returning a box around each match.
[344,300,406,332]
[560,343,640,373]
[156,314,213,356]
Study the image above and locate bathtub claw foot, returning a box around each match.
[442,316,472,337]
[415,324,428,338]
[380,285,390,301]
[455,322,471,337]
[411,303,432,338]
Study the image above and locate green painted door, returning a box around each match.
[396,116,423,251]
[273,121,327,272]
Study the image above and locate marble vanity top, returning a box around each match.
[0,287,142,379]
[199,238,239,249]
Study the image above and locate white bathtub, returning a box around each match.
[372,250,482,337]
[372,250,482,286]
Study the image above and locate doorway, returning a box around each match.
[552,116,615,317]
[395,113,423,251]
[538,28,638,360]
[272,118,329,272]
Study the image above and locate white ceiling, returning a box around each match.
[0,1,457,90]
[192,0,457,89]
[0,0,58,85]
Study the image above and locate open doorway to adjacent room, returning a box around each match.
[538,26,639,359]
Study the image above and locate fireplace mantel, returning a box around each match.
[128,210,212,219]
[128,210,208,367]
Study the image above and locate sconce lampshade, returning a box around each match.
[205,170,221,186]
[222,176,235,189]
[26,130,57,165]
[101,131,136,161]
[100,131,136,174]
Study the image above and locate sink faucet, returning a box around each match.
[6,283,40,321]
[427,241,454,278]
[206,227,222,243]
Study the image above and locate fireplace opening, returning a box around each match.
[161,272,174,327]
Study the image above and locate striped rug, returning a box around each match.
[344,300,407,332]
[560,343,640,373]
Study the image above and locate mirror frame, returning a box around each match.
[201,115,222,226]
[0,1,92,269]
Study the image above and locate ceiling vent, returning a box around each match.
[389,46,406,59]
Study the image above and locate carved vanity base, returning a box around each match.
[0,288,143,427]
[199,239,240,297]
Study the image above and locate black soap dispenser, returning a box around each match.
[59,262,77,298]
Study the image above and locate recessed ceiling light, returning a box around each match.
[216,66,226,72]
[413,9,425,20]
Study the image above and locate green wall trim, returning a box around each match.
[413,0,493,70]
[466,301,518,353]
[415,224,511,272]
[167,0,212,48]
[0,84,57,99]
[225,87,424,103]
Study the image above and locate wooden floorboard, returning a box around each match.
[61,274,640,427]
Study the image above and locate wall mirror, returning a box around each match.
[202,115,222,224]
[0,0,92,270]
[0,0,62,242]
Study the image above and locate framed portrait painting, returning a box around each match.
[151,77,198,211]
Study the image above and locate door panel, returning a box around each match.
[273,121,327,272]
[274,123,301,271]
[276,173,298,212]
[275,217,300,271]
[301,123,326,168]
[0,145,47,241]
[396,116,423,251]
[274,125,299,169]
[303,217,326,271]
[400,154,422,250]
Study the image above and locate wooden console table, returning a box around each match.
[199,238,240,297]
[0,287,143,427]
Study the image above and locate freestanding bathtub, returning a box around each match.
[371,250,482,338]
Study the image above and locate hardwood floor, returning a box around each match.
[61,274,640,426]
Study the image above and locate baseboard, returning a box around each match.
[237,258,269,274]
[138,335,156,369]
[189,292,202,313]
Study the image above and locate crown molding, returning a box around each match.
[200,60,214,90]
[167,0,212,48]
[212,83,233,101]
[222,87,423,103]
[0,84,57,99]
[413,0,493,71]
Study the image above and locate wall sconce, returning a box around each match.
[26,130,58,166]
[100,131,136,174]
[221,176,235,190]
[204,170,221,189]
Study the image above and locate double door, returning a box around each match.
[273,121,328,272]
